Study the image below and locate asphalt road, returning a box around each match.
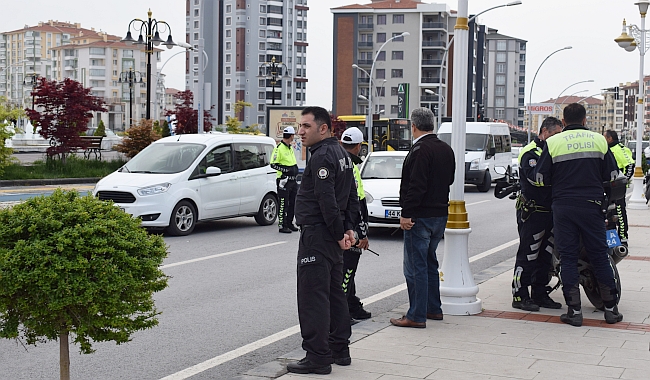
[0,186,519,379]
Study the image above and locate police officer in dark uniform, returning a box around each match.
[512,117,563,312]
[270,126,300,233]
[531,103,622,327]
[287,106,360,375]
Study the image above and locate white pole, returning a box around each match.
[197,37,204,134]
[439,0,482,316]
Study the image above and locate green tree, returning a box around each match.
[0,190,168,380]
[225,100,262,134]
[0,97,24,176]
[94,119,106,137]
[161,119,171,138]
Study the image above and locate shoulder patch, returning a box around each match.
[528,158,537,167]
[317,167,329,179]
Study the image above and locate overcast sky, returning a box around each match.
[4,0,645,110]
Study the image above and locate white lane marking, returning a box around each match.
[469,238,519,263]
[160,241,288,269]
[466,200,491,207]
[158,237,517,379]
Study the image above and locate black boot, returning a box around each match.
[560,307,583,327]
[288,224,299,232]
[604,306,623,324]
[532,293,562,309]
[279,227,292,234]
[349,305,372,320]
[512,297,540,312]
[287,357,332,374]
[332,348,351,366]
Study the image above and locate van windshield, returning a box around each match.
[122,143,206,174]
[437,133,488,151]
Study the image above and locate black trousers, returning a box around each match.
[342,247,363,311]
[552,203,618,308]
[615,198,628,241]
[277,179,298,228]
[297,225,351,365]
[512,208,554,300]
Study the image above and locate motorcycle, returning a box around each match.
[494,169,628,310]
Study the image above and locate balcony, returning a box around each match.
[357,78,370,84]
[422,59,443,66]
[420,95,441,101]
[422,22,446,29]
[422,41,446,47]
[358,23,374,30]
[357,59,372,65]
[421,77,444,84]
[357,41,373,49]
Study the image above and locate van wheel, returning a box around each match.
[255,194,278,226]
[476,171,492,192]
[166,200,196,236]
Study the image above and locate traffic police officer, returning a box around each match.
[340,127,372,322]
[512,117,563,312]
[287,106,359,375]
[271,126,300,233]
[604,130,635,245]
[530,103,622,327]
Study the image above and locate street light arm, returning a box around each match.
[552,79,594,110]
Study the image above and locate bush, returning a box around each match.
[94,120,106,137]
[0,189,168,379]
[114,119,161,158]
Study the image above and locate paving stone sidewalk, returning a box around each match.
[242,206,650,380]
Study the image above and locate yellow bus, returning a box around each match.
[336,115,411,156]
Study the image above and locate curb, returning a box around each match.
[0,177,100,187]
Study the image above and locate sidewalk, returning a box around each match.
[248,206,650,380]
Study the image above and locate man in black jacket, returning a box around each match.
[390,107,455,328]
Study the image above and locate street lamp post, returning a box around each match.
[23,73,40,110]
[425,89,445,124]
[353,31,410,151]
[258,57,288,106]
[528,46,573,142]
[552,80,594,117]
[121,9,176,120]
[555,89,590,118]
[436,1,522,129]
[118,69,145,128]
[615,2,650,209]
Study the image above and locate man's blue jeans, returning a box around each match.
[403,216,447,323]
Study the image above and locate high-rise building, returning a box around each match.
[186,0,309,132]
[484,28,527,128]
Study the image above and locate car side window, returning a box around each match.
[191,144,233,178]
[234,143,265,171]
[261,143,274,166]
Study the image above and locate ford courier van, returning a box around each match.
[437,122,512,192]
[93,133,278,235]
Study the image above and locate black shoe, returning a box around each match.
[288,224,299,232]
[349,306,371,320]
[604,306,623,324]
[512,298,540,312]
[286,357,332,374]
[333,349,351,366]
[560,308,583,327]
[533,294,563,309]
[279,227,292,234]
[350,317,360,326]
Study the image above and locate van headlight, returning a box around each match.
[364,191,374,203]
[469,158,480,171]
[137,183,171,196]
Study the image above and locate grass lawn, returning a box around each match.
[1,155,127,180]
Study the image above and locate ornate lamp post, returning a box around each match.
[23,73,41,110]
[615,1,650,209]
[118,69,145,128]
[258,57,288,106]
[121,9,176,120]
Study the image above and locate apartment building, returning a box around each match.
[484,29,527,128]
[186,0,309,132]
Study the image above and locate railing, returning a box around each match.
[422,41,446,47]
[357,78,370,83]
[357,59,372,65]
[357,41,373,48]
[358,23,374,30]
[420,95,440,101]
[421,59,443,66]
[421,77,444,84]
[422,22,446,29]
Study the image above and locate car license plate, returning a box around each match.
[385,210,401,219]
[606,229,621,248]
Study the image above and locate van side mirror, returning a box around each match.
[205,166,222,177]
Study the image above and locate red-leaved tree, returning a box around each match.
[165,90,214,134]
[25,78,106,160]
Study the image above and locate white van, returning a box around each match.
[93,133,279,235]
[437,122,512,192]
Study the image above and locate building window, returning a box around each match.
[259,30,266,38]
[518,98,525,107]
[376,87,385,97]
[259,54,265,63]
[519,87,525,95]
[194,56,199,64]
[226,4,231,12]
[391,87,398,96]
[377,15,386,25]
[225,91,231,100]
[391,51,404,60]
[376,69,385,79]
[194,9,199,16]
[519,42,526,50]
[497,40,506,50]
[258,91,265,100]
[226,79,231,86]
[495,86,505,96]
[225,103,231,112]
[226,66,231,74]
[391,105,399,113]
[495,98,505,107]
[519,53,525,62]
[194,21,199,29]
[496,63,506,73]
[259,79,265,87]
[226,54,231,63]
[226,17,231,26]
[259,42,265,50]
[496,75,505,85]
[260,17,265,26]
[392,14,404,24]
[194,33,199,41]
[258,116,265,124]
[495,109,504,118]
[391,69,403,78]
[226,30,231,38]
[377,33,386,43]
[226,42,232,50]
[519,64,525,72]
[519,76,525,85]
[392,32,405,42]
[376,51,386,61]
[260,5,266,13]
[496,52,506,62]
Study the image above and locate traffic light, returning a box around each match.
[477,104,485,122]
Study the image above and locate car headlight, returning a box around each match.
[137,183,172,196]
[469,158,480,171]
[364,191,374,203]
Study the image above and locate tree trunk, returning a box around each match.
[60,331,70,380]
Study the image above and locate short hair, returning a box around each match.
[341,142,359,150]
[411,107,435,132]
[563,103,586,125]
[540,116,562,134]
[604,130,619,142]
[301,106,332,131]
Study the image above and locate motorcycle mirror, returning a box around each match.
[494,166,507,176]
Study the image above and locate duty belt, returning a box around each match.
[516,193,549,222]
[300,223,325,229]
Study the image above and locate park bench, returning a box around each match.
[48,135,104,160]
